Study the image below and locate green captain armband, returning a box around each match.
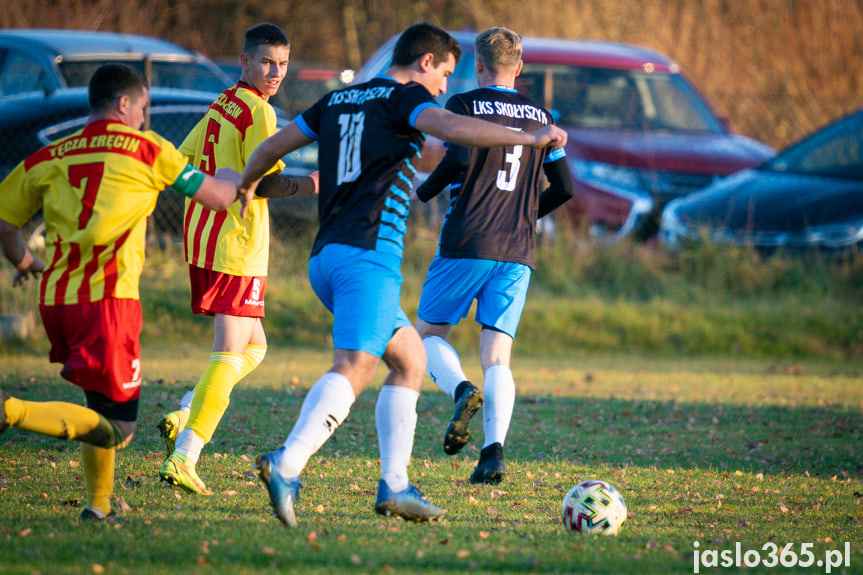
[172,164,206,198]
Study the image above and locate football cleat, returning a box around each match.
[374,479,445,522]
[159,452,212,495]
[256,450,301,527]
[443,381,483,455]
[79,507,123,523]
[157,410,188,458]
[469,442,506,485]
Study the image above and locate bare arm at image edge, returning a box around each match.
[0,218,44,287]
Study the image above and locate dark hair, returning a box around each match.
[88,63,148,112]
[391,21,461,68]
[243,23,290,55]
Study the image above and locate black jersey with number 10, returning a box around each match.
[438,87,554,268]
[297,76,439,258]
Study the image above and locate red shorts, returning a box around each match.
[189,266,267,317]
[39,299,143,403]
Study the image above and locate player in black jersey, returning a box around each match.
[237,22,567,526]
[414,27,576,484]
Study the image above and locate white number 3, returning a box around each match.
[496,144,523,191]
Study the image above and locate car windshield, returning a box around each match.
[517,64,724,133]
[59,60,228,93]
[358,38,725,134]
[763,111,863,180]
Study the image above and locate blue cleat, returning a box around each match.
[255,450,301,527]
[374,479,445,522]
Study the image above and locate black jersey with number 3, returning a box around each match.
[435,87,554,268]
[297,76,439,258]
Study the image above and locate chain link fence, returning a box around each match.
[2,88,856,249]
[0,92,320,248]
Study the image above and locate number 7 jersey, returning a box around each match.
[0,119,192,305]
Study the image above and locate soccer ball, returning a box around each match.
[561,480,627,536]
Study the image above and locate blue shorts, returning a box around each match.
[417,256,531,338]
[308,243,412,357]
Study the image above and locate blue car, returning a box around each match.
[0,29,231,98]
[660,109,863,254]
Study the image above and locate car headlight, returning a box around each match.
[659,201,684,248]
[571,158,642,191]
[804,221,863,249]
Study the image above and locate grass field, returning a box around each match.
[1,346,860,574]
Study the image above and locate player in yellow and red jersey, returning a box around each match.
[0,63,244,521]
[157,23,317,495]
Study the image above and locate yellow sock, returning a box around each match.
[81,443,115,515]
[4,397,125,447]
[239,344,267,380]
[187,352,243,442]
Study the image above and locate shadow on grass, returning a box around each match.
[1,374,861,575]
[3,377,860,480]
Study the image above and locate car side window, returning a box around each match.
[0,50,44,97]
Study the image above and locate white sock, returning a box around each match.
[423,335,468,398]
[175,428,207,463]
[482,365,516,448]
[275,372,355,478]
[376,385,419,492]
[179,390,195,413]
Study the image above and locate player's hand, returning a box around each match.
[214,167,254,219]
[236,179,261,219]
[215,167,242,187]
[237,184,257,219]
[309,171,320,195]
[12,257,44,287]
[531,125,568,149]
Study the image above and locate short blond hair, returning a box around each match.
[475,27,522,74]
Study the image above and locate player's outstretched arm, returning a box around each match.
[255,171,318,198]
[191,171,242,212]
[415,107,568,150]
[0,218,44,287]
[241,122,314,191]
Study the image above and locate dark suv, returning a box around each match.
[0,29,231,98]
[356,31,775,240]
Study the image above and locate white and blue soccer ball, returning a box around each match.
[561,480,627,536]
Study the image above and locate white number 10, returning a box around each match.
[337,112,364,184]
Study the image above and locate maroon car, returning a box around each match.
[355,31,775,240]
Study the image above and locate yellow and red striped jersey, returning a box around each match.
[0,119,192,306]
[181,83,284,277]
